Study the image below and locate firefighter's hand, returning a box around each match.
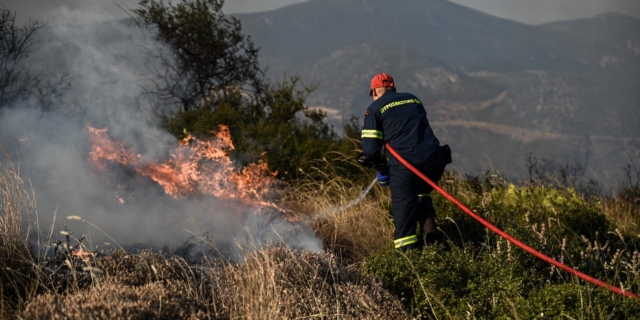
[376,172,390,187]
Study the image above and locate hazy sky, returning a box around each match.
[452,0,640,24]
[3,0,640,26]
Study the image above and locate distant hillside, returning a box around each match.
[235,0,640,182]
[236,0,639,73]
[293,43,502,118]
[540,13,640,71]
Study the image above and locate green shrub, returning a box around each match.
[163,76,361,181]
[517,283,640,319]
[364,174,640,319]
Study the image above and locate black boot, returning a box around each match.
[422,216,444,246]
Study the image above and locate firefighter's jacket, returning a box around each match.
[361,91,441,167]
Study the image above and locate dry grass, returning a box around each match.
[216,245,407,319]
[280,154,395,262]
[21,246,408,319]
[310,197,394,263]
[0,164,41,317]
[602,164,640,236]
[2,156,409,319]
[22,281,210,319]
[22,248,211,318]
[602,196,640,236]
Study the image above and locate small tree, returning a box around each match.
[135,0,264,112]
[135,0,361,180]
[0,9,38,108]
[0,9,70,110]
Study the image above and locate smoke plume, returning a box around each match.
[0,12,322,258]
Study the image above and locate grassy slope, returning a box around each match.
[2,159,640,318]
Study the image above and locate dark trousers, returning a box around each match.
[389,151,447,250]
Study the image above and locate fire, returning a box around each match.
[86,125,277,207]
[87,127,138,170]
[71,247,94,263]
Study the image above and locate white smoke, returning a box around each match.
[0,11,322,257]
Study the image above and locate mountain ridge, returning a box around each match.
[234,0,639,181]
[236,0,640,74]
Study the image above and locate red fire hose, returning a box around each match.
[385,143,637,299]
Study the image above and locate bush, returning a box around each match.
[363,172,640,319]
[135,0,264,111]
[164,76,361,181]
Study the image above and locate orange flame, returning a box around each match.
[87,125,277,207]
[71,247,94,262]
[87,127,138,170]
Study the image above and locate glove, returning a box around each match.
[376,171,390,187]
[356,152,389,173]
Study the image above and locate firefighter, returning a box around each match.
[358,73,451,251]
